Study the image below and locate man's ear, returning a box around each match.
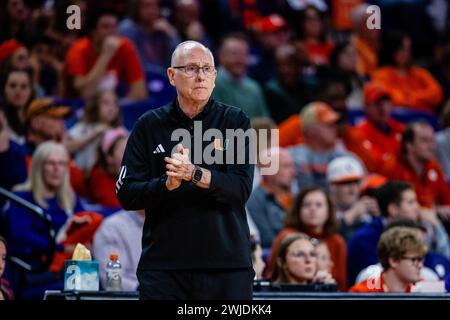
[167,68,176,87]
[388,257,399,269]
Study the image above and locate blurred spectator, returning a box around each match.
[247,147,295,248]
[171,0,210,46]
[353,83,405,175]
[64,8,148,101]
[213,33,270,119]
[431,43,450,106]
[0,0,34,44]
[350,3,380,78]
[278,77,357,151]
[436,101,450,181]
[28,35,63,97]
[248,14,291,84]
[0,235,14,300]
[294,5,334,66]
[251,117,277,189]
[0,98,87,196]
[3,141,84,299]
[119,0,180,68]
[264,44,314,124]
[47,0,87,61]
[271,232,336,286]
[327,156,375,242]
[355,218,450,284]
[324,41,363,109]
[0,101,27,190]
[350,226,427,292]
[0,68,34,142]
[372,32,443,112]
[388,121,450,209]
[347,180,450,286]
[251,237,266,280]
[87,128,128,208]
[269,187,347,291]
[67,90,123,172]
[288,102,352,191]
[0,39,30,72]
[93,209,144,291]
[316,240,334,274]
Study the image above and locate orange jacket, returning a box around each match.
[386,157,450,208]
[371,66,444,111]
[352,119,405,175]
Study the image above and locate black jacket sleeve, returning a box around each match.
[208,113,254,208]
[116,118,167,211]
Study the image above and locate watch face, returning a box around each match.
[194,167,202,182]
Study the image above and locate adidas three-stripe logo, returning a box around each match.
[153,144,165,154]
[116,165,127,193]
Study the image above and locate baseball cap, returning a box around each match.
[0,39,24,65]
[26,98,72,121]
[364,83,391,104]
[301,101,339,129]
[252,14,287,33]
[327,156,365,184]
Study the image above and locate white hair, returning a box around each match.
[14,141,75,213]
[170,40,215,67]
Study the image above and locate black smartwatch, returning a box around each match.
[191,165,203,185]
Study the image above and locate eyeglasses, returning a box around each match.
[44,160,68,167]
[172,64,216,77]
[401,255,425,266]
[289,251,318,260]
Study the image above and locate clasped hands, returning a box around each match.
[164,144,195,191]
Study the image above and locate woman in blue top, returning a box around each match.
[5,141,83,299]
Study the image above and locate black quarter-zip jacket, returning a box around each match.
[117,98,254,270]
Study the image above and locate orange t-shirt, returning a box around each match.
[352,119,405,175]
[386,158,450,208]
[349,273,413,292]
[371,66,444,111]
[268,227,348,292]
[64,37,144,97]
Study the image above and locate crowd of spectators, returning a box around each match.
[1,0,450,298]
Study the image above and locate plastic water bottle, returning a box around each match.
[106,253,122,291]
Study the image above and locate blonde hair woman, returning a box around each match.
[4,141,84,299]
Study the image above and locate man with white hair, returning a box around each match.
[117,41,255,299]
